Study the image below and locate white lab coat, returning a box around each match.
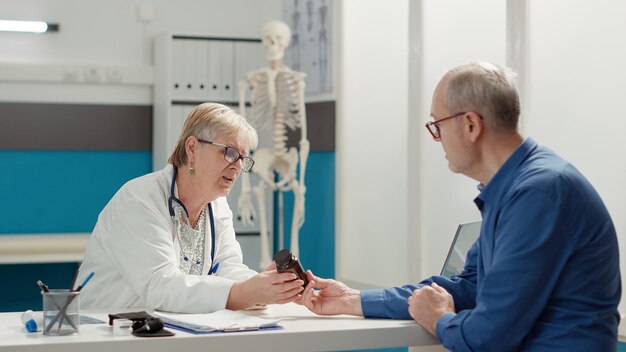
[76,165,257,313]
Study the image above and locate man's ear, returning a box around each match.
[465,112,483,142]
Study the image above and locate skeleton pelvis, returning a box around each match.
[253,147,299,188]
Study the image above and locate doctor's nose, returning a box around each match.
[229,158,243,172]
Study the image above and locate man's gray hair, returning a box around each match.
[443,62,521,132]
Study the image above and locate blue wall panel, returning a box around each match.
[0,150,152,234]
[0,150,151,312]
[275,152,335,279]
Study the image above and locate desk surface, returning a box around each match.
[0,303,440,352]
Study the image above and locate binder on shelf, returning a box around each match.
[170,39,196,100]
[154,310,281,333]
[207,41,235,101]
[219,41,235,101]
[193,40,209,100]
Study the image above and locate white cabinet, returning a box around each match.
[153,33,271,241]
[157,35,262,106]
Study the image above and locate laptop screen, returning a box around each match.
[440,220,482,278]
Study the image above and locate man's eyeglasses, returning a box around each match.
[197,139,255,172]
[424,112,467,140]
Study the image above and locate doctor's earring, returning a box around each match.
[189,161,195,175]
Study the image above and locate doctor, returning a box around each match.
[76,102,305,313]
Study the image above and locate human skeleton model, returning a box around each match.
[238,20,309,268]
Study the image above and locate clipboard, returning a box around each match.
[164,323,284,335]
[154,310,282,333]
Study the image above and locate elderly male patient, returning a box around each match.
[299,62,621,351]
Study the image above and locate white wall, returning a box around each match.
[336,0,410,287]
[335,0,506,288]
[524,0,626,312]
[0,0,281,104]
[341,1,626,318]
[408,0,626,312]
[415,0,507,281]
[0,0,280,64]
[337,0,507,288]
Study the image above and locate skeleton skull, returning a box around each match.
[261,20,292,61]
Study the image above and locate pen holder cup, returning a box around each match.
[42,289,80,336]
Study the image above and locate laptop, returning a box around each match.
[440,220,482,279]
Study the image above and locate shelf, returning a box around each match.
[0,233,90,264]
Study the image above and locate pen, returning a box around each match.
[73,271,94,292]
[38,280,79,331]
[45,272,95,333]
[37,280,50,293]
[209,262,219,275]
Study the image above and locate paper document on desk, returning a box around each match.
[154,310,281,332]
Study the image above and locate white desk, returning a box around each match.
[0,303,440,352]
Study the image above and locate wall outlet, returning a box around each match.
[105,67,123,83]
[83,67,103,83]
[62,68,80,82]
[137,4,155,22]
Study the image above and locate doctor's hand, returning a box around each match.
[264,261,277,271]
[226,270,304,310]
[408,282,455,337]
[300,271,363,316]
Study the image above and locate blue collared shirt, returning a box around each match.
[361,138,621,351]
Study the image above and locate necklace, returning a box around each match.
[190,207,206,230]
[176,205,207,275]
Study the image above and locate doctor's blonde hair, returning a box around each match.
[168,102,258,167]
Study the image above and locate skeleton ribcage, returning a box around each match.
[248,70,304,156]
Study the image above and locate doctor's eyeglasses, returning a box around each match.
[197,139,255,172]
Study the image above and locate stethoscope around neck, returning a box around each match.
[167,166,217,274]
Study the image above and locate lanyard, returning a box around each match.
[167,166,216,273]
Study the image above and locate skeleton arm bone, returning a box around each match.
[288,178,306,257]
[295,142,308,227]
[237,172,257,226]
[237,76,257,226]
[297,79,309,192]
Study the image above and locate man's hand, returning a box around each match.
[408,282,455,337]
[300,271,363,316]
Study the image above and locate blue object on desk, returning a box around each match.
[21,310,42,332]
